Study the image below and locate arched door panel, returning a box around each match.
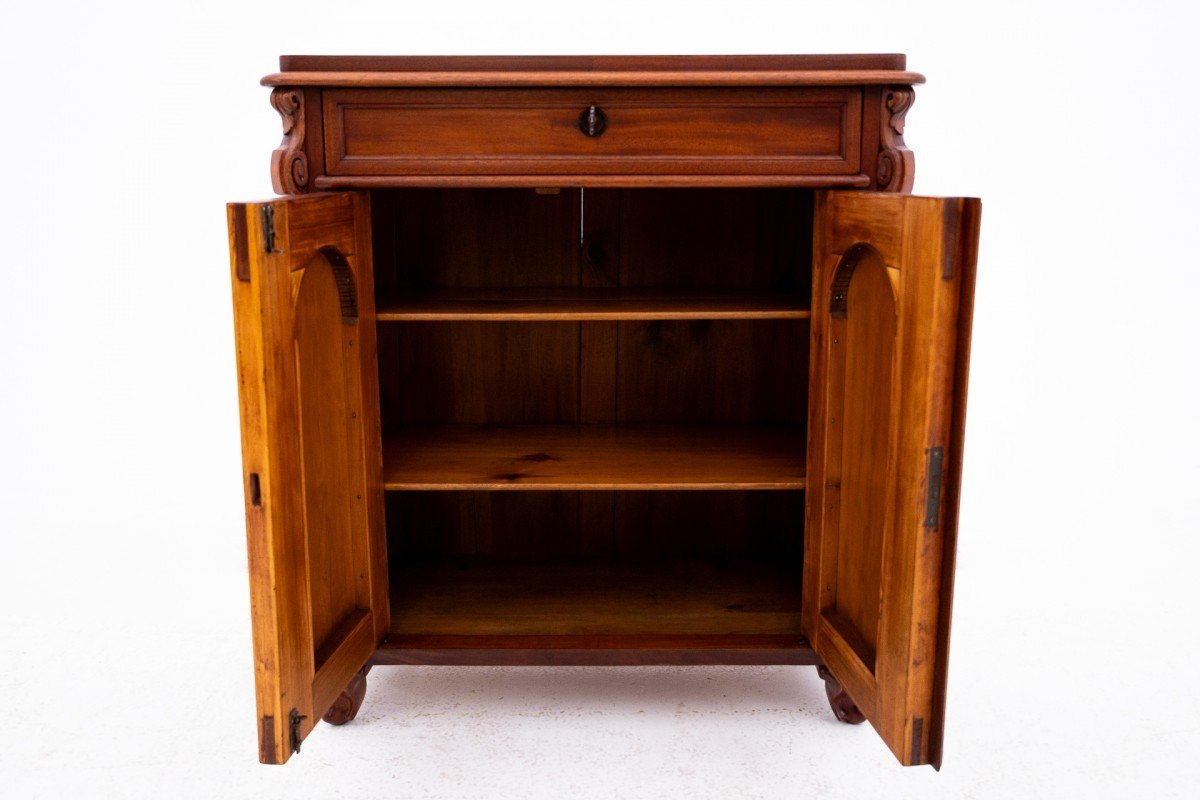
[227,192,386,763]
[806,191,980,767]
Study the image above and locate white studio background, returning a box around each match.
[1,2,1197,798]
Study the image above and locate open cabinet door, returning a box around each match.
[226,192,388,763]
[805,191,980,768]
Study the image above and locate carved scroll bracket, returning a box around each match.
[270,88,310,195]
[876,86,916,193]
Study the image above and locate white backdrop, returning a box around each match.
[2,1,1197,797]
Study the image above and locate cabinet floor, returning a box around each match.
[388,558,804,637]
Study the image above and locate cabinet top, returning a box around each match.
[262,54,924,87]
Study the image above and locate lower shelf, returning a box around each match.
[386,558,804,638]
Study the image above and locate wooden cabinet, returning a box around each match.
[226,54,980,768]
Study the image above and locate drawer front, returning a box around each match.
[323,88,861,177]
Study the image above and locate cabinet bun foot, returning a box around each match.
[322,666,370,725]
[817,665,865,724]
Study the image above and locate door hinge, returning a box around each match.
[288,707,308,754]
[923,447,945,529]
[261,205,279,254]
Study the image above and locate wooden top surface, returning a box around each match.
[263,54,924,87]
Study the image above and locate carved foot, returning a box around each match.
[323,666,370,725]
[817,665,865,724]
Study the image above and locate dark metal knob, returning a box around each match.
[578,105,607,137]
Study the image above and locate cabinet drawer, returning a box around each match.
[322,88,862,179]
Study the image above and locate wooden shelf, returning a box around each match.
[383,424,806,490]
[376,287,810,321]
[388,559,804,637]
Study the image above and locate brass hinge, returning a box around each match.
[261,205,279,254]
[288,708,307,754]
[923,447,944,529]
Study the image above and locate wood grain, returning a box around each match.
[265,56,917,193]
[314,174,872,189]
[379,422,801,491]
[264,69,925,87]
[226,193,385,763]
[292,247,370,658]
[386,490,803,559]
[388,559,804,636]
[383,425,806,490]
[378,322,580,427]
[927,198,982,771]
[278,54,910,72]
[615,188,809,289]
[376,287,810,321]
[828,246,897,664]
[322,88,860,178]
[372,635,817,666]
[227,53,981,770]
[614,320,808,425]
[321,666,370,725]
[804,191,981,766]
[373,188,579,290]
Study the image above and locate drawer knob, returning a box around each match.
[578,105,608,137]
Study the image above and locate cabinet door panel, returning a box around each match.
[805,191,980,767]
[227,192,387,763]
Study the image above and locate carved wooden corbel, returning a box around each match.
[270,88,309,195]
[876,86,916,193]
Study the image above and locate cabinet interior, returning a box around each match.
[372,188,814,638]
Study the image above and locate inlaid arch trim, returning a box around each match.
[829,242,886,318]
[313,245,359,324]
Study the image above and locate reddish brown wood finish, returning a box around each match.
[269,89,309,194]
[382,425,806,491]
[818,665,866,724]
[322,667,371,725]
[372,636,818,666]
[376,287,810,321]
[229,54,979,769]
[804,191,980,766]
[388,559,803,637]
[227,193,388,764]
[278,54,912,73]
[264,69,925,87]
[264,55,920,192]
[322,88,860,178]
[927,195,982,771]
[315,174,871,189]
[876,87,916,192]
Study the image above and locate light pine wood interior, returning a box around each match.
[373,187,813,637]
[389,559,805,637]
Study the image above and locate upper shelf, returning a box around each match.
[376,287,811,322]
[264,54,925,87]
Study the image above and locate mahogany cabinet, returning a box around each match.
[225,54,981,768]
